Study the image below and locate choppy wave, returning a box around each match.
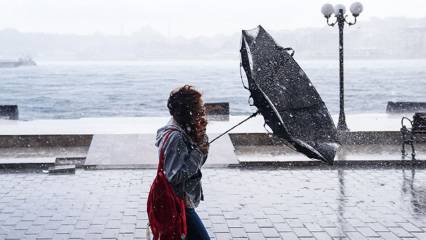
[1,59,425,120]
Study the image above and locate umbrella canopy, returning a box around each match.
[240,25,339,164]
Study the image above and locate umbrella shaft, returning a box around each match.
[208,111,259,144]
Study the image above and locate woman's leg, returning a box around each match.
[185,208,210,240]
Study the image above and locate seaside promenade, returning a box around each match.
[1,168,426,240]
[0,113,425,239]
[0,113,424,168]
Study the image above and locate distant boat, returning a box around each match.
[0,58,36,68]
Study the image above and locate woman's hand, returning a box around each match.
[194,105,208,154]
[198,134,209,155]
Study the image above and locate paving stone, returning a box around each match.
[229,227,247,238]
[117,233,134,239]
[62,217,78,225]
[2,217,20,226]
[84,233,102,240]
[312,231,333,240]
[21,215,37,222]
[267,214,284,223]
[293,227,313,237]
[378,232,401,240]
[87,225,105,234]
[318,219,337,228]
[239,215,256,223]
[346,232,368,240]
[346,218,368,227]
[382,219,401,228]
[226,219,243,228]
[324,227,346,237]
[260,227,280,238]
[74,220,91,230]
[243,223,261,233]
[255,218,274,228]
[52,234,70,240]
[223,211,239,220]
[287,219,304,228]
[249,210,266,219]
[91,217,109,225]
[389,227,414,238]
[50,215,66,222]
[14,221,32,230]
[367,222,389,232]
[47,221,66,230]
[119,224,136,234]
[5,230,26,240]
[68,229,86,239]
[214,232,233,240]
[122,216,137,224]
[36,230,56,239]
[274,222,291,232]
[399,222,423,232]
[212,223,229,233]
[207,208,223,216]
[247,232,266,240]
[25,225,43,235]
[413,232,426,239]
[304,222,323,232]
[279,232,299,240]
[356,226,380,237]
[210,215,226,224]
[56,225,75,234]
[133,228,146,239]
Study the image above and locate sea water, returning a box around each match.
[1,59,425,120]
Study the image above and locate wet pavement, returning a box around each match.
[1,168,426,239]
[236,144,426,162]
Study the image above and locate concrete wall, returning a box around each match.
[0,131,423,148]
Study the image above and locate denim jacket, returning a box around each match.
[155,118,208,208]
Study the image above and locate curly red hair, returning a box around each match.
[167,85,207,145]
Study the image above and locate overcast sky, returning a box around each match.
[0,0,425,37]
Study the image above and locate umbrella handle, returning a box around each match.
[208,111,260,145]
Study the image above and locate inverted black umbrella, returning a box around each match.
[237,25,339,164]
[209,25,338,164]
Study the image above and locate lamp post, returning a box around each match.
[321,2,363,131]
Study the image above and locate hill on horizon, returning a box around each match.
[1,17,426,60]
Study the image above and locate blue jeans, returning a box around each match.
[185,208,210,240]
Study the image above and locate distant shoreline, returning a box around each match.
[19,58,426,64]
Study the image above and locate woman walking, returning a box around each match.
[154,85,210,240]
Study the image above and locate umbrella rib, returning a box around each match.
[256,85,290,135]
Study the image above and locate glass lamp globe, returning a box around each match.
[321,3,334,18]
[350,2,363,17]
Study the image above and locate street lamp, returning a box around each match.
[322,2,363,131]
